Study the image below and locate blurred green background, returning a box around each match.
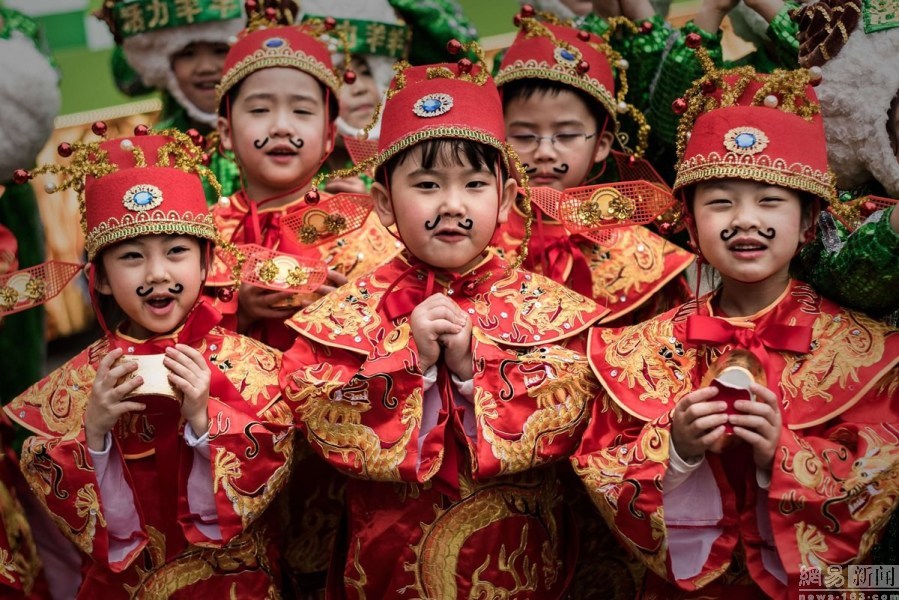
[28,0,693,116]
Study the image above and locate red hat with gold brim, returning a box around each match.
[83,134,216,259]
[672,53,837,204]
[217,22,341,108]
[373,60,507,174]
[24,129,217,261]
[495,18,618,120]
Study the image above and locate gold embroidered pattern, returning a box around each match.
[217,47,340,103]
[476,346,596,474]
[600,319,697,407]
[285,363,422,480]
[404,474,563,598]
[780,309,885,405]
[216,330,281,408]
[495,59,616,118]
[86,209,215,260]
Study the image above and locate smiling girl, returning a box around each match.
[3,130,293,598]
[572,57,899,598]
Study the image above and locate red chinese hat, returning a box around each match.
[20,128,217,261]
[672,45,837,204]
[216,5,345,110]
[494,7,649,156]
[374,59,507,174]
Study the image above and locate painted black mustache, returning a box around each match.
[424,215,474,231]
[720,227,777,241]
[523,164,538,175]
[135,283,184,297]
[552,164,570,174]
[253,137,304,149]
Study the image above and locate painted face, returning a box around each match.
[170,41,230,115]
[691,179,811,285]
[504,88,611,191]
[339,56,380,130]
[97,235,206,340]
[371,144,516,273]
[218,67,334,200]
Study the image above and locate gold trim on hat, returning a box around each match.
[86,210,217,260]
[217,47,340,104]
[674,151,837,202]
[373,126,510,173]
[494,59,617,121]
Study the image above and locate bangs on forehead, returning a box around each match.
[399,139,499,172]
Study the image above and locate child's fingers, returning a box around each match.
[167,371,192,394]
[97,348,125,378]
[164,355,196,383]
[113,375,143,398]
[113,400,146,415]
[429,318,463,336]
[677,386,720,411]
[691,412,730,433]
[698,424,726,447]
[105,360,139,385]
[172,344,208,369]
[731,425,765,448]
[326,269,348,287]
[749,382,778,408]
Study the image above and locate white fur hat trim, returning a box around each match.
[816,24,899,196]
[0,34,60,180]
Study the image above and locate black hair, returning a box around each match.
[219,78,339,122]
[375,139,509,188]
[501,78,611,135]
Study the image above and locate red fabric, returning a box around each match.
[4,304,292,599]
[281,252,605,599]
[574,280,899,597]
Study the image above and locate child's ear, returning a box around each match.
[88,263,113,295]
[370,181,396,228]
[592,130,615,165]
[218,116,233,152]
[325,122,336,155]
[799,201,816,244]
[497,177,517,225]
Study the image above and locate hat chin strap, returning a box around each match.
[166,72,218,128]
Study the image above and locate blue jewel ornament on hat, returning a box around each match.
[413,93,454,118]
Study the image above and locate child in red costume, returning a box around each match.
[2,130,293,598]
[493,8,695,325]
[280,43,607,599]
[572,51,899,598]
[208,6,400,351]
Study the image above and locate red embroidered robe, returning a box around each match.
[3,301,294,598]
[492,193,694,325]
[572,280,899,599]
[281,252,605,599]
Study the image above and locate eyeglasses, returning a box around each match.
[507,132,598,153]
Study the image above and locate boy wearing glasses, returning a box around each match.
[494,9,694,325]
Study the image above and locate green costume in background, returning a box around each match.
[0,5,58,425]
